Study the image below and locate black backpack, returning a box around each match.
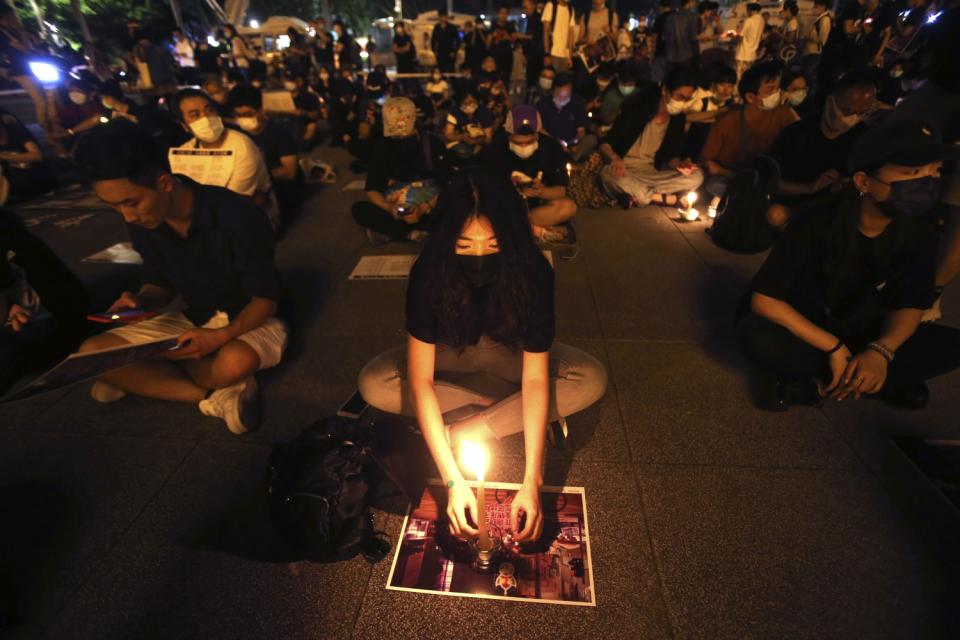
[266,416,389,562]
[708,109,781,254]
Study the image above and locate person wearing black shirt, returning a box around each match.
[431,9,460,73]
[1,210,88,393]
[736,120,960,411]
[463,18,488,72]
[283,69,322,149]
[357,172,607,543]
[311,18,334,66]
[194,39,221,75]
[487,105,578,242]
[487,6,518,86]
[393,22,417,73]
[74,121,287,435]
[352,97,450,244]
[227,84,301,210]
[767,70,877,227]
[0,115,56,201]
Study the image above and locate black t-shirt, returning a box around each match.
[248,120,297,170]
[293,90,321,120]
[394,33,416,67]
[771,118,866,183]
[488,20,516,58]
[194,42,221,74]
[486,131,569,187]
[839,0,865,39]
[405,252,556,352]
[524,12,545,55]
[365,134,449,193]
[748,208,937,336]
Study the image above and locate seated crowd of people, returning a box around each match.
[1,0,959,539]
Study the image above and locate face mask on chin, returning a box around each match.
[619,83,636,96]
[553,95,571,109]
[509,140,538,159]
[787,89,807,106]
[235,116,260,132]
[874,175,942,218]
[457,252,503,288]
[189,115,225,143]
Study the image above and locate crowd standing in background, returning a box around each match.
[1,0,959,432]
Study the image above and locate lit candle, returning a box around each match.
[460,441,491,550]
[678,191,700,222]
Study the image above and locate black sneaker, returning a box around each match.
[878,381,930,410]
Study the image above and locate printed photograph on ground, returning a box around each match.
[387,481,595,606]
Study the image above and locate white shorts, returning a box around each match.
[106,311,288,370]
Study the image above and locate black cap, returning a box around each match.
[848,119,958,173]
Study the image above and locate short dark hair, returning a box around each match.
[780,68,807,89]
[659,0,672,8]
[710,65,737,86]
[171,87,212,121]
[98,79,124,100]
[74,120,168,187]
[783,1,799,15]
[438,8,448,16]
[227,84,263,111]
[813,0,828,7]
[833,67,880,97]
[664,67,697,92]
[554,72,573,88]
[747,3,761,12]
[738,61,781,99]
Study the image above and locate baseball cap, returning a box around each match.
[382,97,417,138]
[505,105,542,135]
[848,119,959,173]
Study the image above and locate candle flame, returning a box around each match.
[685,191,698,207]
[460,440,488,482]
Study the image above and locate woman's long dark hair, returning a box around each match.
[419,172,546,350]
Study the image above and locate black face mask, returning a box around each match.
[876,176,941,218]
[457,253,502,288]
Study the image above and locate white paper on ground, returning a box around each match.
[82,242,144,264]
[349,255,418,280]
[343,179,366,191]
[262,90,297,113]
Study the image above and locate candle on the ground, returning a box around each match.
[460,441,491,550]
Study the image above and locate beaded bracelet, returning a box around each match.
[867,341,895,363]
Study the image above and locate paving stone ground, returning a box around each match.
[1,147,958,639]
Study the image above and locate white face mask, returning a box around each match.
[553,95,571,109]
[666,98,686,115]
[760,90,781,110]
[235,116,260,132]
[619,83,635,96]
[787,89,807,106]
[69,91,88,106]
[509,140,539,159]
[189,115,225,142]
[283,80,298,92]
[539,77,554,90]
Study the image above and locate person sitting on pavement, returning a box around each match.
[599,69,704,208]
[357,172,608,543]
[171,88,279,229]
[47,78,101,155]
[736,119,960,412]
[99,79,189,152]
[226,83,302,211]
[282,68,323,150]
[701,61,800,200]
[486,105,578,243]
[443,88,495,162]
[765,69,878,229]
[1,209,88,394]
[73,121,288,435]
[678,64,738,159]
[537,73,598,163]
[352,97,451,245]
[526,65,557,109]
[597,61,639,126]
[0,114,56,203]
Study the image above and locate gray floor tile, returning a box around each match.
[351,457,673,640]
[607,342,862,469]
[637,466,958,640]
[41,440,381,640]
[0,433,195,638]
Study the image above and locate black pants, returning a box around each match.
[736,313,960,389]
[351,201,432,241]
[525,48,544,88]
[436,51,456,73]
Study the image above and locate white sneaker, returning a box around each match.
[91,381,127,403]
[199,376,260,435]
